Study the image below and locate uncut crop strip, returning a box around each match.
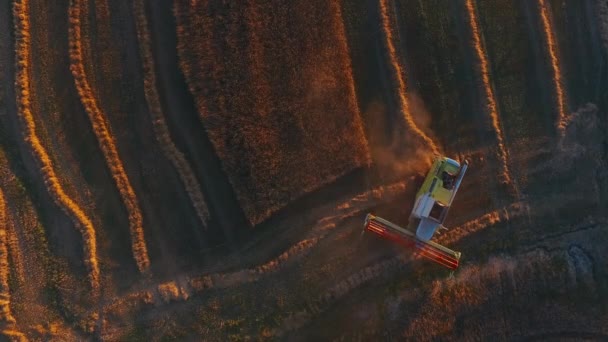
[378,0,440,155]
[537,0,568,134]
[68,0,150,273]
[132,0,210,228]
[12,0,99,293]
[464,0,513,185]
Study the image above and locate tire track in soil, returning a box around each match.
[68,0,150,274]
[101,181,412,316]
[13,0,100,293]
[292,234,607,340]
[278,256,409,337]
[132,0,210,230]
[85,0,208,280]
[275,197,588,337]
[378,0,441,156]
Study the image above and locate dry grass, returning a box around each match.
[68,0,149,273]
[464,0,513,185]
[132,0,210,229]
[12,0,99,293]
[174,0,370,225]
[378,0,440,155]
[537,0,568,134]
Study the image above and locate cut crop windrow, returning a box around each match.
[464,0,513,185]
[379,0,440,155]
[12,0,99,293]
[132,0,210,229]
[68,0,150,273]
[538,0,568,134]
[0,189,16,326]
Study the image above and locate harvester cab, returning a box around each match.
[363,156,469,269]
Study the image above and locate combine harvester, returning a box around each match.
[364,156,469,269]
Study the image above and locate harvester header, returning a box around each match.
[363,156,469,269]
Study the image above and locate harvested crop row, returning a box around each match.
[174,0,370,225]
[132,0,210,228]
[0,189,16,326]
[12,0,99,292]
[537,0,568,134]
[464,0,513,185]
[378,0,440,155]
[68,0,149,273]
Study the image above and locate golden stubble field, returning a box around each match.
[0,0,606,340]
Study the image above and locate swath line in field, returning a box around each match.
[13,0,100,293]
[464,0,513,185]
[537,0,568,135]
[68,0,150,273]
[132,0,210,229]
[0,189,20,335]
[378,0,440,155]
